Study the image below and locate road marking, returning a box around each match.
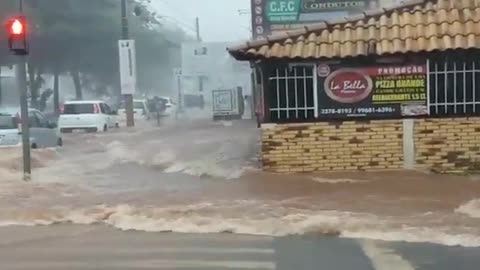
[360,240,415,270]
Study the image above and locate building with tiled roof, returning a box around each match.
[229,0,480,174]
[230,0,479,60]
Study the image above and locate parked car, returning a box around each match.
[0,108,62,148]
[118,99,151,122]
[58,100,118,133]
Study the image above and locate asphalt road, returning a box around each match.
[0,225,479,270]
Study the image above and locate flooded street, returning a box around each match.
[0,119,479,245]
[1,119,480,268]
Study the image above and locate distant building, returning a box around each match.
[180,42,252,107]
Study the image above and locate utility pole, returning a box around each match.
[15,0,31,179]
[17,55,30,179]
[175,68,183,118]
[195,17,201,42]
[121,0,135,127]
[195,17,204,98]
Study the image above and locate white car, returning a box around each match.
[58,100,118,133]
[0,108,62,148]
[118,99,151,122]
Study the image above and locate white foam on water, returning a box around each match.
[163,160,251,180]
[0,203,478,247]
[142,147,252,179]
[105,141,139,164]
[455,199,480,218]
[311,177,366,184]
[151,151,177,165]
[96,140,251,180]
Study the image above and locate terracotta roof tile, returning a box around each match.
[229,0,480,60]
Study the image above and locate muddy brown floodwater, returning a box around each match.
[0,119,479,247]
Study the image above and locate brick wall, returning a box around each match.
[262,117,480,174]
[414,118,480,174]
[262,120,404,173]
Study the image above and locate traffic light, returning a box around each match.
[6,16,28,55]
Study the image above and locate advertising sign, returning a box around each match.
[317,64,428,118]
[251,0,376,39]
[213,90,234,111]
[118,40,137,95]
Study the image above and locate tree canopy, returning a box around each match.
[0,0,187,108]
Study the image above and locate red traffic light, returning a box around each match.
[6,16,28,55]
[7,17,26,35]
[10,19,24,35]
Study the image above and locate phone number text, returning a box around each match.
[320,107,396,115]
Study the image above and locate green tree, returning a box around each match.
[0,0,187,109]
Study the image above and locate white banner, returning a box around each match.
[118,40,137,95]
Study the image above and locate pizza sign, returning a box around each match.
[317,63,428,118]
[324,69,373,104]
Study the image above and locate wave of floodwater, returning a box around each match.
[101,140,257,180]
[0,200,478,247]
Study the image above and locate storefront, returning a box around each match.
[230,0,480,173]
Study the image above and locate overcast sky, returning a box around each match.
[151,0,251,43]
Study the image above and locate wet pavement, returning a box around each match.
[0,225,479,270]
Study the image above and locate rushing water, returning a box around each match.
[1,119,480,247]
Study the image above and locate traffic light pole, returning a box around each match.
[121,0,135,127]
[17,55,31,179]
[16,0,31,180]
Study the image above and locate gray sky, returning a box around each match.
[151,0,251,42]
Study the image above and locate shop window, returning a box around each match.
[268,65,316,121]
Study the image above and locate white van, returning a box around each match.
[58,100,118,133]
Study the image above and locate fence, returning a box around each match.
[267,64,316,122]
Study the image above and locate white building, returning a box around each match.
[180,42,252,106]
